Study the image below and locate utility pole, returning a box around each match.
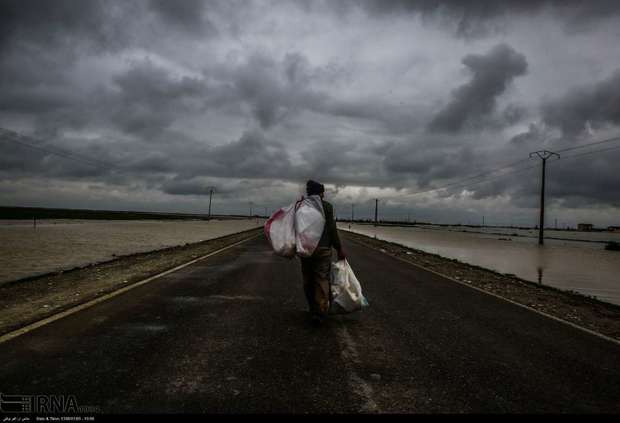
[208,188,214,219]
[529,150,560,245]
[351,203,354,222]
[374,199,378,226]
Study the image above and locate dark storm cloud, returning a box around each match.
[128,151,175,173]
[541,69,620,137]
[1,56,210,137]
[156,132,394,192]
[0,0,138,53]
[161,178,218,196]
[216,51,427,133]
[0,131,49,174]
[161,177,279,198]
[509,122,548,145]
[0,126,296,188]
[546,157,620,208]
[0,130,113,180]
[495,153,620,210]
[351,0,620,38]
[432,138,620,210]
[0,0,130,134]
[199,130,294,178]
[149,0,216,35]
[109,60,209,135]
[428,43,528,133]
[510,68,620,150]
[226,53,326,129]
[158,131,303,196]
[0,0,618,223]
[320,99,429,135]
[383,138,477,188]
[0,61,79,116]
[0,1,218,137]
[296,140,388,187]
[206,51,409,131]
[356,0,526,38]
[0,0,219,51]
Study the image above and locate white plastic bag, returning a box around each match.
[264,203,297,258]
[330,259,369,313]
[294,195,325,258]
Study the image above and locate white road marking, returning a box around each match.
[0,232,262,345]
[343,232,620,347]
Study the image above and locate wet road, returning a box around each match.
[1,234,619,413]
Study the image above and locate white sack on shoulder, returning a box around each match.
[264,203,296,258]
[295,195,325,258]
[330,259,369,313]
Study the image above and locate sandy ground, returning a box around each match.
[0,228,261,336]
[343,231,620,342]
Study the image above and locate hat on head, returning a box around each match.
[306,180,324,196]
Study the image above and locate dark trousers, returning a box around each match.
[300,247,332,317]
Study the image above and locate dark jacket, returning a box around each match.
[317,200,342,251]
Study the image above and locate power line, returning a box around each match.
[442,157,532,185]
[4,127,619,219]
[412,142,614,205]
[1,129,118,170]
[409,158,536,196]
[430,163,539,194]
[407,134,620,198]
[0,128,119,171]
[554,135,620,154]
[552,143,620,162]
[364,165,540,221]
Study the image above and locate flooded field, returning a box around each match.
[418,224,620,244]
[0,219,263,284]
[340,223,620,306]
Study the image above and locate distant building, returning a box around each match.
[608,226,620,232]
[577,223,593,231]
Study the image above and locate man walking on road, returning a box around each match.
[301,180,346,325]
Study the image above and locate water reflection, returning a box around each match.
[535,245,549,285]
[341,223,620,306]
[0,219,263,284]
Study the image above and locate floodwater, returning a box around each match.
[339,223,620,306]
[0,219,264,285]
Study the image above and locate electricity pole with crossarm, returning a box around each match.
[529,150,560,245]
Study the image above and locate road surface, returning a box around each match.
[1,233,619,413]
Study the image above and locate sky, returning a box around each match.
[1,0,619,227]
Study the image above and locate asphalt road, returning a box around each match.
[1,233,619,414]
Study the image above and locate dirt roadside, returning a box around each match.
[0,228,262,336]
[342,230,620,342]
